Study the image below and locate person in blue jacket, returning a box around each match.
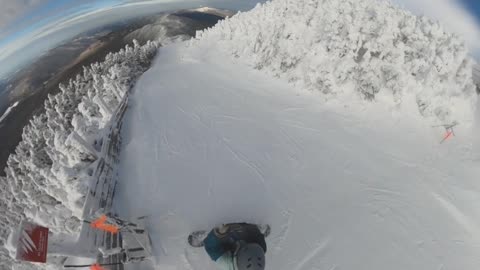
[203,223,267,270]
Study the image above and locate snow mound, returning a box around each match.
[191,0,477,124]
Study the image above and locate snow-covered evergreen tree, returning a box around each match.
[0,40,159,269]
[191,0,477,124]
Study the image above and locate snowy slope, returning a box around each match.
[114,39,480,270]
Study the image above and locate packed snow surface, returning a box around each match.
[114,38,480,270]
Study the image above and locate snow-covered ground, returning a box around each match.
[3,0,478,268]
[114,38,480,270]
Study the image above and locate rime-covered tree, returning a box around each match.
[0,40,159,269]
[192,0,477,124]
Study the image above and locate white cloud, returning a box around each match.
[0,0,48,31]
[391,0,480,56]
[0,0,265,78]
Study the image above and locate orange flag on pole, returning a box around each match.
[90,264,107,270]
[90,215,119,234]
[440,130,454,144]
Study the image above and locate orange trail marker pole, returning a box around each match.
[98,223,119,234]
[440,130,453,144]
[90,264,107,270]
[90,214,120,234]
[90,215,107,228]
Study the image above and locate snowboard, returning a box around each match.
[188,224,271,247]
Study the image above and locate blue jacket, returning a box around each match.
[203,223,267,267]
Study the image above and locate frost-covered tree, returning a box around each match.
[0,40,159,269]
[192,0,477,124]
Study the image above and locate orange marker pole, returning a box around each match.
[90,214,120,234]
[90,264,107,270]
[440,130,453,144]
[98,224,119,234]
[90,215,108,228]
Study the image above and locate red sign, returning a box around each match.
[16,222,49,263]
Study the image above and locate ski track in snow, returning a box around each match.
[292,239,329,270]
[431,192,479,237]
[114,43,480,270]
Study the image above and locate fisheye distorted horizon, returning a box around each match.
[0,0,265,80]
[0,0,479,80]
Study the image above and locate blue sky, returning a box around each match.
[459,0,480,21]
[0,0,119,49]
[0,0,479,80]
